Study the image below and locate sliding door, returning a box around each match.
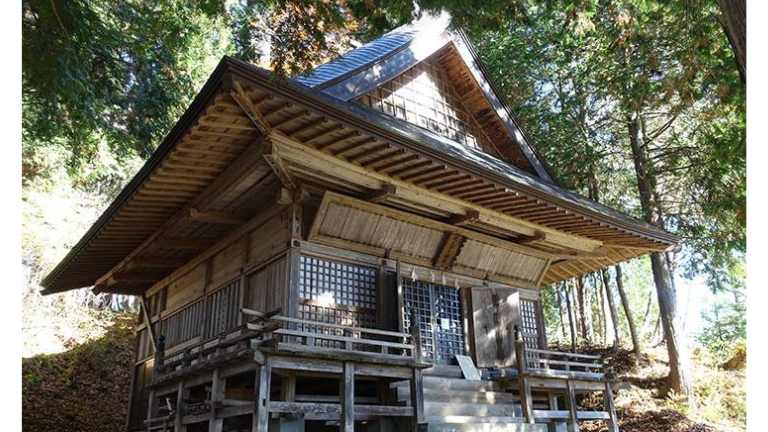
[402,278,466,364]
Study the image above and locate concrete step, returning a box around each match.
[396,387,520,404]
[424,418,548,432]
[391,376,503,392]
[424,402,521,417]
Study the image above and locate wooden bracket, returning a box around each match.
[514,230,546,245]
[364,184,397,203]
[448,210,480,227]
[263,137,296,189]
[230,80,271,135]
[433,232,467,270]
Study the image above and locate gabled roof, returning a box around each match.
[41,19,679,295]
[295,13,554,182]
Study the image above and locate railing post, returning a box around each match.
[409,308,424,430]
[604,380,619,432]
[156,335,166,373]
[514,332,534,424]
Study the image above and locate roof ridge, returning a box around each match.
[294,13,450,89]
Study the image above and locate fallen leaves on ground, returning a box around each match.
[22,314,135,432]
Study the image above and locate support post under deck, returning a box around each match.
[253,362,271,432]
[209,368,225,432]
[342,362,355,432]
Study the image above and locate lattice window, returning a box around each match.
[402,278,466,364]
[297,256,378,348]
[520,299,540,350]
[357,59,489,151]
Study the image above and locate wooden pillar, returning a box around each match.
[146,389,157,424]
[253,362,272,432]
[175,381,186,432]
[514,340,534,423]
[565,379,580,432]
[341,362,355,432]
[604,381,619,432]
[209,369,225,432]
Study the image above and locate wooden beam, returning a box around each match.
[157,238,214,250]
[189,208,247,225]
[271,132,602,253]
[94,143,267,291]
[230,81,271,135]
[140,296,157,351]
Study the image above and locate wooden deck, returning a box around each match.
[139,309,620,432]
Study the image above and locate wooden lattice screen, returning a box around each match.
[297,255,378,348]
[357,59,492,152]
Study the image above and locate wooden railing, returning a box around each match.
[242,308,421,364]
[523,348,604,378]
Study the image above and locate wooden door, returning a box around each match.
[470,287,520,367]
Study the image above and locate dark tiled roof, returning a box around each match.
[294,24,420,88]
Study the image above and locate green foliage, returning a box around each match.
[470,1,745,293]
[22,0,232,179]
[696,285,746,360]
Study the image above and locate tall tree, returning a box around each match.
[615,264,641,363]
[601,270,621,349]
[563,281,578,351]
[716,0,746,83]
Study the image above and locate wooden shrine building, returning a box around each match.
[41,14,677,432]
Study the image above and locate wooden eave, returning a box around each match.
[42,56,679,295]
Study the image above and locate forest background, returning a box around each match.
[20,1,747,431]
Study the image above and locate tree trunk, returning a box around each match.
[563,281,577,352]
[601,269,621,349]
[717,0,746,84]
[597,274,607,346]
[627,113,691,396]
[615,264,641,364]
[576,276,590,343]
[556,284,568,342]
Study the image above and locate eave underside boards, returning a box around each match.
[229,82,670,251]
[48,90,282,295]
[308,192,551,288]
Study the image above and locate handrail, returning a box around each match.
[241,307,411,339]
[527,348,602,360]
